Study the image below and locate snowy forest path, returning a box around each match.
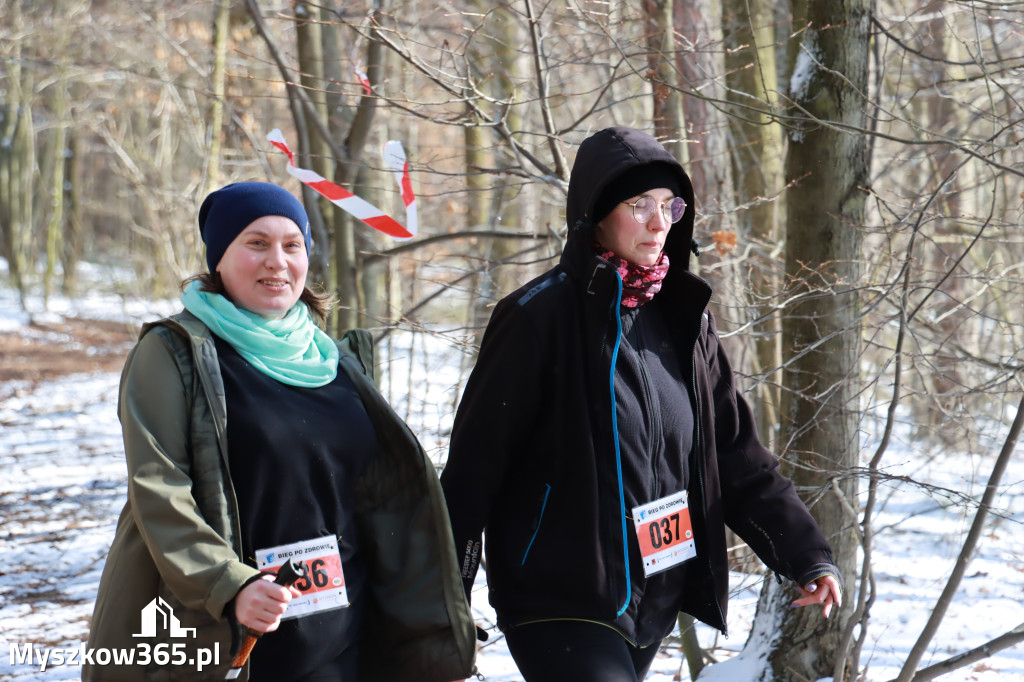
[0,315,135,385]
[1,317,131,669]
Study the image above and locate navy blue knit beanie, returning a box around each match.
[198,182,311,271]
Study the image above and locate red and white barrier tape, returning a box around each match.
[353,60,372,95]
[266,129,416,240]
[382,140,417,236]
[351,48,372,95]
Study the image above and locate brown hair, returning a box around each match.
[181,272,335,328]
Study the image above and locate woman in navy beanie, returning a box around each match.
[199,182,312,272]
[86,181,476,682]
[193,181,325,323]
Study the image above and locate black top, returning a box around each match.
[216,336,377,681]
[617,302,693,506]
[618,302,696,639]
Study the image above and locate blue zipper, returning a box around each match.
[521,483,552,566]
[609,275,631,617]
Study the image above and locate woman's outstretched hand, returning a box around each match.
[791,574,842,619]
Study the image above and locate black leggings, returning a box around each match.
[503,620,661,682]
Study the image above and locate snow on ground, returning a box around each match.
[2,274,1023,681]
[0,261,180,333]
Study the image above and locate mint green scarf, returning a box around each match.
[181,280,339,388]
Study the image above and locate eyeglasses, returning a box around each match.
[621,195,687,224]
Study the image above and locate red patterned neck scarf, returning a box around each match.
[597,248,670,308]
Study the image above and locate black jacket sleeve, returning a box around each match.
[441,297,545,601]
[703,312,843,590]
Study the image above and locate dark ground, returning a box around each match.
[0,317,135,383]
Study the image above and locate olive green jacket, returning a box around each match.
[85,313,476,681]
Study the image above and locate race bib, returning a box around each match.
[632,490,697,577]
[256,536,349,619]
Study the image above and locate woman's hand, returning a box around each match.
[234,575,301,633]
[791,574,842,619]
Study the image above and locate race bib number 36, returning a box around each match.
[256,536,349,619]
[632,490,696,577]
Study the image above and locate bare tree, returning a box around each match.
[725,0,873,679]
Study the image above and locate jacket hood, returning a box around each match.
[564,127,697,271]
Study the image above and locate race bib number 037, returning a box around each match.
[256,536,349,619]
[631,490,696,577]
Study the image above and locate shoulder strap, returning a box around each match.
[138,312,229,441]
[139,310,205,342]
[336,328,375,379]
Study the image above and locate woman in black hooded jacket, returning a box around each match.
[440,127,842,681]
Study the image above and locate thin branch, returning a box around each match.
[523,0,569,179]
[244,0,348,164]
[372,240,553,344]
[870,16,1024,68]
[907,623,1024,682]
[360,19,566,189]
[361,229,558,266]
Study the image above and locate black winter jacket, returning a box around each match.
[441,127,839,645]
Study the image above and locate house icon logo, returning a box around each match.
[132,597,197,638]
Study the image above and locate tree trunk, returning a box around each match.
[722,0,783,453]
[313,2,346,294]
[44,83,67,307]
[644,0,685,162]
[674,0,734,238]
[465,106,492,347]
[0,102,33,307]
[294,0,346,326]
[907,1,968,449]
[471,3,526,346]
[44,8,70,307]
[296,2,330,182]
[331,4,386,333]
[61,126,83,296]
[354,163,382,331]
[205,0,230,194]
[0,0,32,307]
[360,35,405,332]
[761,1,872,680]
